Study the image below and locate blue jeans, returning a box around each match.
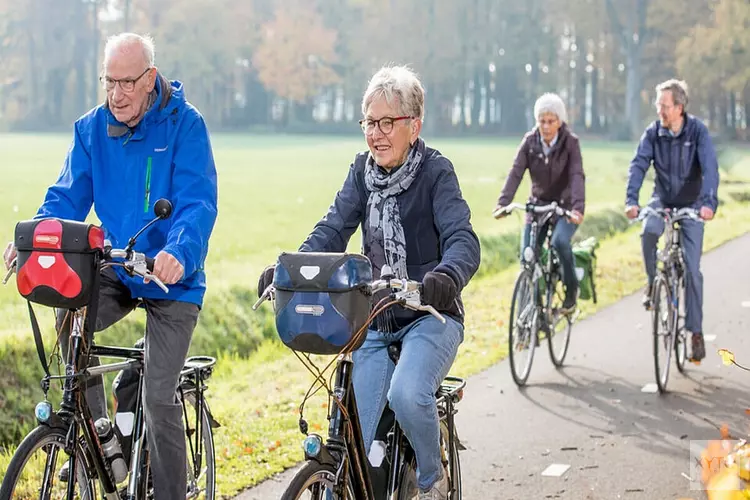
[641,201,704,333]
[522,217,579,300]
[352,315,464,491]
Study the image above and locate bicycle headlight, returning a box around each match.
[302,434,322,458]
[35,400,52,423]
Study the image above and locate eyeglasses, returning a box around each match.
[100,67,152,92]
[359,116,413,135]
[537,117,559,127]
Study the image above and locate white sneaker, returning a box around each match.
[418,468,449,500]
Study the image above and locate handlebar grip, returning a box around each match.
[145,257,155,272]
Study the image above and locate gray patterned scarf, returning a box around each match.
[363,137,425,332]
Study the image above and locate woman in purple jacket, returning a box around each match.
[494,93,586,313]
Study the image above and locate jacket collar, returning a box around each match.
[105,72,173,138]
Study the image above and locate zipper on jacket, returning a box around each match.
[144,156,152,213]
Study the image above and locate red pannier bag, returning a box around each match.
[14,218,105,309]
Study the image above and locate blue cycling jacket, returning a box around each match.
[36,74,218,307]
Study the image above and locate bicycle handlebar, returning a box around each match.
[633,206,703,224]
[493,201,575,220]
[3,198,174,294]
[2,245,168,293]
[105,246,167,293]
[252,265,446,324]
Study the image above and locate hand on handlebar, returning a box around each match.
[422,271,457,311]
[3,242,16,270]
[492,205,510,219]
[149,250,184,285]
[699,206,715,221]
[625,205,640,220]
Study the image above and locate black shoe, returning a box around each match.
[560,294,576,315]
[642,283,653,310]
[690,333,706,362]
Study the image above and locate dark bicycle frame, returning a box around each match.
[40,304,214,500]
[521,202,573,313]
[303,348,465,500]
[642,206,701,390]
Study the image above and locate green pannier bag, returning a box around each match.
[572,236,599,303]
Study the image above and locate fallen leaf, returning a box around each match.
[718,349,735,366]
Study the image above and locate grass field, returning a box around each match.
[1,132,750,496]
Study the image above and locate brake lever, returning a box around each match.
[131,262,169,293]
[2,259,16,285]
[398,288,447,324]
[252,285,275,310]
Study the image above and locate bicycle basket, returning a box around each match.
[14,218,104,309]
[272,252,373,355]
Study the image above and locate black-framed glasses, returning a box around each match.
[359,116,413,135]
[100,67,152,92]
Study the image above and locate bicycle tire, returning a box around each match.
[181,387,217,499]
[545,267,572,367]
[281,461,355,500]
[652,275,674,393]
[0,424,97,499]
[674,276,688,374]
[509,269,537,387]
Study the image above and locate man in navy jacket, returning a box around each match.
[625,79,719,362]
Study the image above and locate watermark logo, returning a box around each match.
[689,439,749,492]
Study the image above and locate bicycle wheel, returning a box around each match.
[136,387,217,500]
[181,386,217,499]
[397,419,461,499]
[281,461,355,500]
[508,269,537,387]
[652,275,675,393]
[674,275,688,373]
[546,268,572,367]
[0,424,97,499]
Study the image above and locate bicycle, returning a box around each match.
[253,256,465,500]
[494,201,578,387]
[0,198,219,499]
[636,205,703,393]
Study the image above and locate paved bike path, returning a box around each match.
[235,232,750,500]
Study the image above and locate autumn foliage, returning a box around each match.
[252,1,339,104]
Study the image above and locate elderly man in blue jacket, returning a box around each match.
[3,33,218,498]
[624,79,719,363]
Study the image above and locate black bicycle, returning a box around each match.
[0,199,219,499]
[495,201,578,387]
[254,258,465,500]
[636,205,703,393]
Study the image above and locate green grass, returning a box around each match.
[1,132,750,497]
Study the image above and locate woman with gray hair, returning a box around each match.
[257,64,480,499]
[494,92,586,313]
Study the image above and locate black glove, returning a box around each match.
[257,265,275,298]
[422,271,458,310]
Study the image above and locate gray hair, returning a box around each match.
[656,78,689,111]
[103,32,155,69]
[534,93,567,123]
[361,65,425,120]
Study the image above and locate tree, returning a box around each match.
[252,0,339,123]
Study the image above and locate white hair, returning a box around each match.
[361,65,425,120]
[103,32,155,68]
[534,92,568,123]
